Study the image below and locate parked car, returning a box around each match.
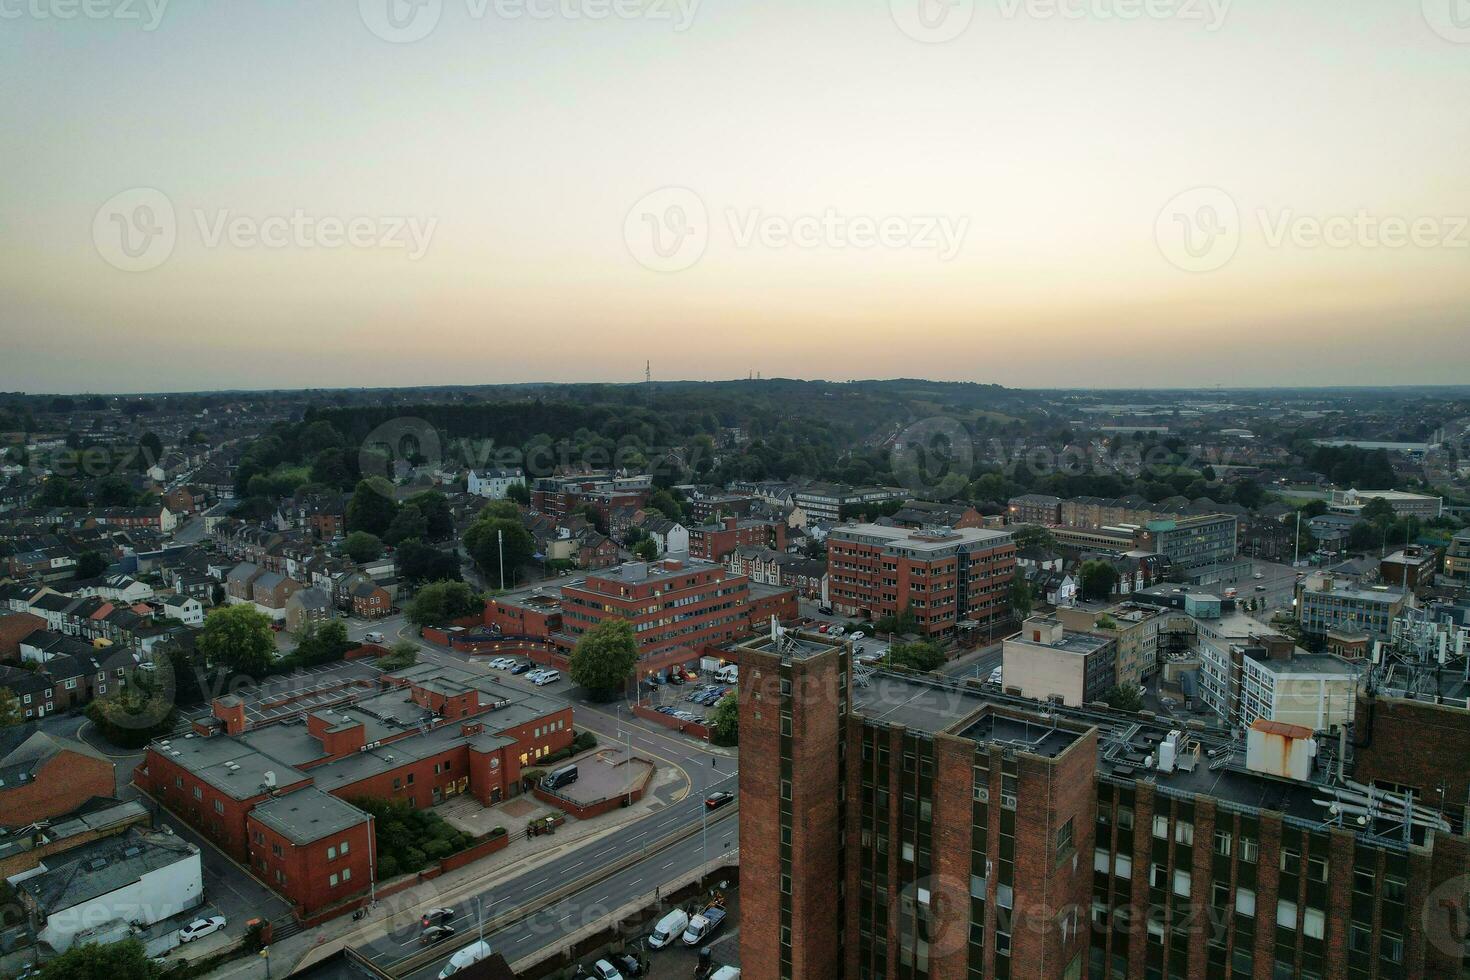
[818,606,834,615]
[511,662,533,675]
[830,625,845,636]
[849,631,865,641]
[818,623,831,634]
[589,960,624,980]
[178,916,226,943]
[420,925,456,945]
[533,669,561,686]
[527,668,548,682]
[988,666,1003,685]
[705,790,735,810]
[421,908,455,927]
[489,657,514,670]
[611,953,645,977]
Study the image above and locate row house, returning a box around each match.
[4,631,145,719]
[94,505,177,535]
[688,515,788,562]
[726,547,828,601]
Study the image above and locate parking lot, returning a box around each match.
[477,656,571,692]
[638,678,734,726]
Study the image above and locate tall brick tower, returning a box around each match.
[738,626,850,980]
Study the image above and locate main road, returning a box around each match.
[346,613,741,977]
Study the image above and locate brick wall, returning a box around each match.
[0,750,116,826]
[1353,692,1470,823]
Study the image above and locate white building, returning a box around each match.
[160,596,205,627]
[17,829,203,953]
[467,468,526,500]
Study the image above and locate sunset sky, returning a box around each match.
[2,0,1467,393]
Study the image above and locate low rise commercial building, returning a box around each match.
[1002,615,1116,706]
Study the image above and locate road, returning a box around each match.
[341,615,741,977]
[1242,558,1305,623]
[379,808,739,979]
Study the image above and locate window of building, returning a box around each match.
[1383,875,1407,904]
[1174,821,1194,846]
[342,867,351,882]
[1235,887,1255,917]
[1276,900,1298,930]
[1153,814,1169,839]
[330,873,339,887]
[1381,931,1403,963]
[1173,869,1191,898]
[1349,924,1372,955]
[1303,907,1324,940]
[1055,818,1074,863]
[1115,854,1132,879]
[1214,830,1232,856]
[327,846,337,860]
[214,800,224,815]
[341,840,349,854]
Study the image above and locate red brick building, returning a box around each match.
[687,515,788,562]
[136,663,573,919]
[738,630,1470,980]
[827,523,1016,638]
[0,728,116,827]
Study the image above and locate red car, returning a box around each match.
[818,623,831,634]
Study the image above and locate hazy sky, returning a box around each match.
[2,0,1467,393]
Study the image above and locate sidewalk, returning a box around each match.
[198,760,691,980]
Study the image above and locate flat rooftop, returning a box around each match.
[829,523,1012,554]
[735,627,845,663]
[851,670,1414,840]
[250,785,368,844]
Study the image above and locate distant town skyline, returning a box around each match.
[4,1,1468,392]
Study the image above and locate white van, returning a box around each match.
[714,664,739,684]
[533,669,561,686]
[648,908,689,949]
[439,941,493,978]
[711,968,742,980]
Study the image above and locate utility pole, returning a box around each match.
[1294,510,1301,566]
[497,529,505,592]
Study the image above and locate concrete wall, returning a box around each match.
[39,851,203,952]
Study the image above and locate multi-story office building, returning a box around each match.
[1297,576,1411,644]
[1006,494,1063,526]
[1057,602,1164,689]
[1137,515,1240,575]
[1001,616,1116,707]
[1445,530,1470,586]
[826,524,1015,638]
[738,629,1470,980]
[1380,546,1438,591]
[793,483,907,526]
[1329,489,1443,521]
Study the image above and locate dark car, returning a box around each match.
[511,662,533,675]
[612,953,645,977]
[705,791,735,810]
[421,907,455,928]
[818,606,834,615]
[419,925,456,945]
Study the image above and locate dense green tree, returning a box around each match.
[408,490,455,541]
[197,604,276,678]
[384,504,428,547]
[310,447,354,489]
[135,431,164,471]
[290,620,353,667]
[709,694,738,747]
[506,482,531,505]
[1011,577,1033,619]
[886,640,947,672]
[75,551,108,579]
[406,580,483,626]
[95,475,136,506]
[39,476,87,507]
[632,537,659,561]
[569,618,638,699]
[1104,685,1143,712]
[464,516,535,590]
[397,540,462,584]
[298,420,345,457]
[344,531,384,563]
[38,939,163,980]
[1079,560,1120,601]
[346,478,399,537]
